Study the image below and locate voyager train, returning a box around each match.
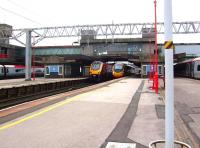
[174,57,200,79]
[89,61,113,81]
[0,65,44,79]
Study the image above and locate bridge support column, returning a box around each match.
[25,29,32,81]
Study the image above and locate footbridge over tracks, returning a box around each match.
[0,21,200,46]
[1,21,200,80]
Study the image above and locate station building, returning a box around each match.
[1,24,200,78]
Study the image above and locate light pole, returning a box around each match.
[164,0,174,147]
[154,0,159,94]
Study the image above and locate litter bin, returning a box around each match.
[149,140,191,148]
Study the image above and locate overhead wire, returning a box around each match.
[6,0,53,26]
[0,5,41,26]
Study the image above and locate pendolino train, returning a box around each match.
[112,62,141,78]
[0,65,44,79]
[174,57,200,79]
[112,63,126,78]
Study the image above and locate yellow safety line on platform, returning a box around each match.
[0,94,86,131]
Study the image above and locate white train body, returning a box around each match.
[174,57,200,79]
[0,65,44,78]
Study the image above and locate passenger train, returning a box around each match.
[112,62,141,78]
[112,63,126,78]
[89,61,113,81]
[174,57,200,79]
[0,65,44,79]
[89,61,141,81]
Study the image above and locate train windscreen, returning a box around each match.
[91,62,101,70]
[114,64,123,72]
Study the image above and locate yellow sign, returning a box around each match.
[164,40,174,49]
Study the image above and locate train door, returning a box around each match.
[185,63,191,77]
[191,62,195,78]
[2,65,6,78]
[0,66,3,77]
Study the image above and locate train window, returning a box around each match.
[59,66,63,75]
[36,69,42,72]
[197,65,200,71]
[15,69,24,72]
[114,64,123,70]
[1,68,3,73]
[91,63,101,70]
[46,66,50,75]
[6,68,9,73]
[114,64,123,72]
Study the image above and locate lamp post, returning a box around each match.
[164,0,174,147]
[154,0,159,94]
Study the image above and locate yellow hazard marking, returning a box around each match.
[164,40,174,49]
[0,93,87,131]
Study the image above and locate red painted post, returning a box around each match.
[154,0,159,93]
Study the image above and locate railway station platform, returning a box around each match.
[0,78,195,148]
[0,77,87,89]
[0,77,88,109]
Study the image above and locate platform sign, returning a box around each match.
[50,65,59,73]
[106,142,136,148]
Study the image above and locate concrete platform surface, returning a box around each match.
[1,78,185,148]
[0,77,87,89]
[0,78,143,148]
[128,80,165,146]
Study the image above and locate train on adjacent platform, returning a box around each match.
[174,57,200,79]
[0,65,44,79]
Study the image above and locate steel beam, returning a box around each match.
[1,21,200,45]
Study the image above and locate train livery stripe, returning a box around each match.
[0,93,86,131]
[164,40,174,49]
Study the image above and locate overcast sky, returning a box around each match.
[1,0,200,45]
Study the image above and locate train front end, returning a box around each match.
[89,61,104,81]
[112,63,124,78]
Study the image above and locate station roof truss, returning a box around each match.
[0,21,200,46]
